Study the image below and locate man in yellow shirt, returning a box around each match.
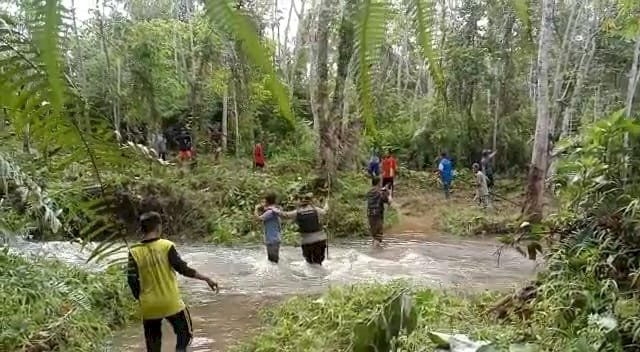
[127,212,219,352]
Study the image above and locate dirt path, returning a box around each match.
[386,186,474,237]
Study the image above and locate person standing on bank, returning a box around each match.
[254,192,282,264]
[127,212,219,352]
[438,152,454,198]
[480,149,497,189]
[277,193,329,265]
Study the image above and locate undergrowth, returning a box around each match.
[0,249,135,351]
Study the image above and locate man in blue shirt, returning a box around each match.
[254,192,282,263]
[438,152,454,198]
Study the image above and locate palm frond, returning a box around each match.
[407,0,447,104]
[354,0,389,134]
[204,0,294,125]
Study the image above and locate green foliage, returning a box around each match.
[236,283,528,352]
[0,249,135,351]
[204,0,294,125]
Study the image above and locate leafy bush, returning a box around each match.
[0,249,135,351]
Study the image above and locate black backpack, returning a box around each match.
[367,190,384,217]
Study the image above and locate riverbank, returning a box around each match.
[235,282,539,352]
[0,250,135,351]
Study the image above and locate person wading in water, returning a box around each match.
[367,176,391,247]
[277,193,329,265]
[254,192,282,263]
[127,212,219,352]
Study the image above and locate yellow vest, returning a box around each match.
[130,239,185,320]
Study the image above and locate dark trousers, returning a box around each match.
[368,216,384,241]
[301,240,327,265]
[266,243,280,263]
[143,309,192,352]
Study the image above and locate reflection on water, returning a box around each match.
[11,237,540,351]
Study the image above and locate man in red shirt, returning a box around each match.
[254,142,265,169]
[381,149,398,197]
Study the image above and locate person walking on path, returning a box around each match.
[277,193,329,265]
[367,176,391,248]
[481,149,497,189]
[127,212,218,352]
[473,163,490,208]
[367,149,381,179]
[438,152,454,198]
[381,149,398,197]
[254,142,265,170]
[176,128,193,165]
[254,192,282,263]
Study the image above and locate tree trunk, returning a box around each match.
[625,35,640,118]
[222,85,229,152]
[522,0,555,222]
[315,0,337,178]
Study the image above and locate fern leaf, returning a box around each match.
[407,0,447,103]
[204,0,294,125]
[354,0,389,134]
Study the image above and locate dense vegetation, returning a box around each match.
[1,0,640,351]
[240,114,640,351]
[0,250,135,351]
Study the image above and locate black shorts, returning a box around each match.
[301,240,327,265]
[143,309,193,352]
[382,177,394,189]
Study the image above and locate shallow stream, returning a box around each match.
[13,236,539,351]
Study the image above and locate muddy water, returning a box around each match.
[11,236,540,351]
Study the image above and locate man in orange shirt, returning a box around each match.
[381,149,398,197]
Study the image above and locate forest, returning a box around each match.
[1,0,640,350]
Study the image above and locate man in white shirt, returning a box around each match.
[472,163,490,208]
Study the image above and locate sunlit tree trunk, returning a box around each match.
[222,85,229,152]
[625,35,640,118]
[523,0,555,222]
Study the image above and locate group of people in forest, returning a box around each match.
[150,126,267,169]
[126,144,498,352]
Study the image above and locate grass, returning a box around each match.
[0,249,136,351]
[234,282,532,352]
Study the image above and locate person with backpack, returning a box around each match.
[367,176,391,247]
[438,152,454,198]
[277,193,329,265]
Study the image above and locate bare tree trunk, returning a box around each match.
[523,0,555,222]
[222,85,229,152]
[625,35,640,118]
[549,0,582,137]
[316,0,338,178]
[560,39,595,137]
[232,82,240,159]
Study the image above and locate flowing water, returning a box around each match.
[11,236,540,351]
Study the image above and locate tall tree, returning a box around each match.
[523,0,555,222]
